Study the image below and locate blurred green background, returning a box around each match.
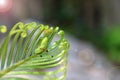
[0,0,120,64]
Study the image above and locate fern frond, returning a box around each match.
[0,22,70,80]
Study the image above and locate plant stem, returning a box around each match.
[0,54,38,78]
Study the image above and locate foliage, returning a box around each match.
[103,26,120,64]
[0,22,70,80]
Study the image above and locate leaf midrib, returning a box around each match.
[0,53,39,78]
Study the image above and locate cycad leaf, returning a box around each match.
[0,22,70,80]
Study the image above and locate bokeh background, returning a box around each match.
[1,0,120,80]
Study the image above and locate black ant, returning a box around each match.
[40,55,42,57]
[51,55,53,58]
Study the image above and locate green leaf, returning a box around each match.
[0,22,70,80]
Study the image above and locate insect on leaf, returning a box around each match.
[0,22,70,80]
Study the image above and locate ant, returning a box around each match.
[40,48,48,52]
